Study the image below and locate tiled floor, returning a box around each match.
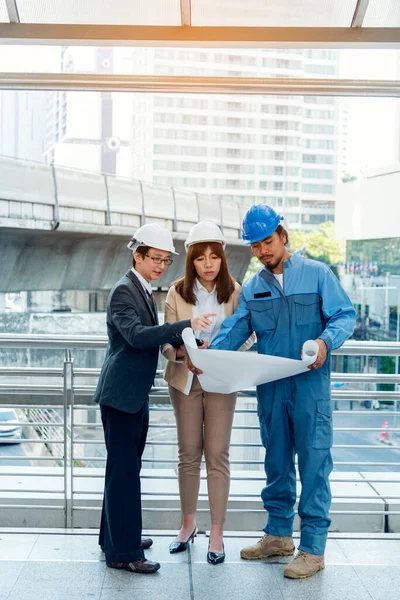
[0,531,400,600]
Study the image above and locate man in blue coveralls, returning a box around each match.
[210,204,356,579]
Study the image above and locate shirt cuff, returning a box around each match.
[318,333,332,351]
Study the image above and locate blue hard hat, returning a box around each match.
[242,204,283,244]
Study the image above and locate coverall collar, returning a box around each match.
[261,251,300,279]
[282,252,301,269]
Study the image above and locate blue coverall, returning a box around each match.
[210,253,356,555]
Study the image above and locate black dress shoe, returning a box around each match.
[101,538,153,553]
[207,542,225,565]
[106,558,160,574]
[140,538,153,550]
[169,528,197,554]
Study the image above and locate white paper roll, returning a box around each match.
[182,328,320,394]
[302,339,319,362]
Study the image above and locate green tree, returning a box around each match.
[244,255,262,281]
[291,222,342,265]
[341,172,358,183]
[306,221,342,265]
[379,356,395,392]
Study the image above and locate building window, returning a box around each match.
[305,63,336,76]
[304,124,335,135]
[302,169,334,179]
[303,154,334,164]
[302,214,333,225]
[302,184,334,194]
[305,139,334,149]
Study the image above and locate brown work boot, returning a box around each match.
[284,550,324,579]
[240,533,295,560]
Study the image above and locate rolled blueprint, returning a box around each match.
[182,328,319,394]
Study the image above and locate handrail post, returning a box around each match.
[171,187,178,232]
[70,350,75,529]
[63,348,74,528]
[195,192,201,221]
[104,174,111,226]
[218,195,225,235]
[139,180,146,226]
[50,163,60,231]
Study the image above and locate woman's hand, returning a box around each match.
[184,341,209,374]
[177,340,208,359]
[176,345,187,359]
[186,356,203,375]
[191,313,216,332]
[197,341,209,350]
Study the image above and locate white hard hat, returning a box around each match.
[184,221,226,252]
[127,223,178,255]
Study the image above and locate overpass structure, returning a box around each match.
[0,156,251,292]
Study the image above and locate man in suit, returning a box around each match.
[94,223,214,574]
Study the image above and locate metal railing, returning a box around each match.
[1,334,400,529]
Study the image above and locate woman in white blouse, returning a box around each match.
[162,222,253,565]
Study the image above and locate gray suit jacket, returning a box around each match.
[93,270,191,414]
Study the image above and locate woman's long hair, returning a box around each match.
[174,242,235,305]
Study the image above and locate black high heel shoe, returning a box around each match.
[207,542,225,565]
[169,528,197,554]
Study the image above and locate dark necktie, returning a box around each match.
[146,290,158,324]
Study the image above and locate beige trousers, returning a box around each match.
[169,376,236,525]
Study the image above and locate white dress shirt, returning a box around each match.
[192,278,226,345]
[183,279,225,395]
[131,267,153,296]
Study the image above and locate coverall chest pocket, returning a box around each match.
[247,300,275,333]
[294,295,323,326]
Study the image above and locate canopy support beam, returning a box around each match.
[1,24,400,48]
[1,72,400,97]
[351,0,370,28]
[180,0,192,27]
[4,0,20,23]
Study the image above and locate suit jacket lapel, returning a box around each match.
[126,270,157,325]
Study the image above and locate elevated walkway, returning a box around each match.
[1,530,399,600]
[0,156,250,292]
[0,467,395,534]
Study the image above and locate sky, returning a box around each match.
[338,49,400,176]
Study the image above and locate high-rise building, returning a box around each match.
[338,98,350,182]
[0,46,59,164]
[44,47,340,231]
[0,90,49,162]
[43,47,133,175]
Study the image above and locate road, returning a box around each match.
[1,405,400,472]
[333,403,400,472]
[0,437,31,466]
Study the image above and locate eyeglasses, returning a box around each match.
[145,255,173,266]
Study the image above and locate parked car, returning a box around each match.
[0,408,22,442]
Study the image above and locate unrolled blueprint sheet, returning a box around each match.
[182,328,319,394]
